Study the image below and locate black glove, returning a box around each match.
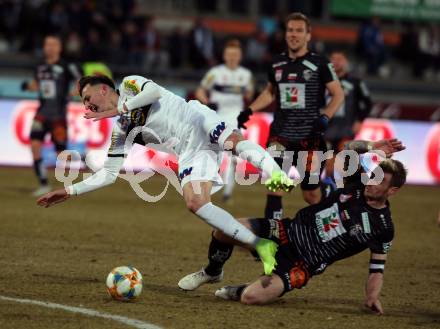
[312,114,330,135]
[21,81,29,91]
[237,107,253,129]
[207,102,218,111]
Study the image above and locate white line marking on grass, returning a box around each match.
[0,295,162,329]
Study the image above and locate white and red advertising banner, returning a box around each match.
[1,100,439,185]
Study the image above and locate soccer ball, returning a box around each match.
[106,266,143,301]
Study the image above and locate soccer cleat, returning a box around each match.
[215,284,247,301]
[264,171,296,193]
[178,269,223,291]
[255,238,278,275]
[32,185,51,197]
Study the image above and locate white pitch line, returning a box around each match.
[0,295,162,329]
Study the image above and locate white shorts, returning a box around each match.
[178,100,234,194]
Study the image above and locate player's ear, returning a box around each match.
[101,84,108,96]
[387,186,399,197]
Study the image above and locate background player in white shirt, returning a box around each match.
[37,75,294,275]
[196,39,254,202]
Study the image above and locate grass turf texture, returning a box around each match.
[0,168,439,329]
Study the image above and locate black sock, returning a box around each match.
[204,233,234,276]
[264,195,283,219]
[33,159,48,185]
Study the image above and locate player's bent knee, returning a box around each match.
[240,289,266,305]
[185,197,208,213]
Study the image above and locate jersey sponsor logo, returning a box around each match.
[275,69,283,82]
[279,83,305,109]
[178,167,193,181]
[315,203,346,242]
[124,79,140,95]
[40,80,56,99]
[361,212,371,234]
[302,59,318,71]
[210,121,226,143]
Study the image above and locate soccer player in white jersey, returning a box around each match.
[37,75,295,275]
[195,39,254,202]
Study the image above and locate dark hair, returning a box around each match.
[78,75,115,96]
[224,39,241,49]
[379,159,407,188]
[285,12,311,33]
[44,34,62,42]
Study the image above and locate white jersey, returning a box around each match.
[201,65,253,126]
[110,75,205,156]
[68,75,233,196]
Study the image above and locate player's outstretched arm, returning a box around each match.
[37,188,70,208]
[365,252,387,315]
[345,138,405,157]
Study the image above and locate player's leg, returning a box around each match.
[178,218,272,290]
[301,138,328,205]
[30,116,50,196]
[215,274,285,305]
[222,155,236,202]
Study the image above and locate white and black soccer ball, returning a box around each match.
[106,266,143,301]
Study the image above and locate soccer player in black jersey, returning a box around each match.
[22,35,82,196]
[237,13,345,221]
[179,138,406,315]
[325,51,372,183]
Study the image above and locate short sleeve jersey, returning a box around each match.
[268,52,338,141]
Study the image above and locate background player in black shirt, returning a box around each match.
[22,35,82,196]
[237,13,345,221]
[179,138,406,315]
[325,50,372,184]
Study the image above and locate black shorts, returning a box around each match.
[30,114,67,152]
[267,136,327,190]
[249,218,310,295]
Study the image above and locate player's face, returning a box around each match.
[43,37,62,60]
[223,47,242,69]
[330,53,348,76]
[82,84,108,113]
[285,20,310,53]
[364,173,398,201]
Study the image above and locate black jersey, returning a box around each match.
[268,52,338,141]
[35,60,82,119]
[283,177,393,276]
[325,74,372,141]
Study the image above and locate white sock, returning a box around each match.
[235,140,281,178]
[195,202,259,246]
[223,157,236,197]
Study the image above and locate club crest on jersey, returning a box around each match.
[210,122,226,143]
[339,194,352,203]
[303,69,313,81]
[124,79,140,95]
[275,69,283,81]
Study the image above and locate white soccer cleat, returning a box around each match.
[32,185,51,197]
[178,269,223,291]
[214,285,246,301]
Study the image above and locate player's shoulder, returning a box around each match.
[270,53,290,68]
[305,52,330,65]
[120,75,152,95]
[237,65,252,76]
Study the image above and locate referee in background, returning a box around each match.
[238,13,344,219]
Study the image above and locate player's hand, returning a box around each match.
[84,108,119,121]
[312,114,330,135]
[372,138,405,157]
[237,108,253,129]
[365,298,384,315]
[37,188,70,208]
